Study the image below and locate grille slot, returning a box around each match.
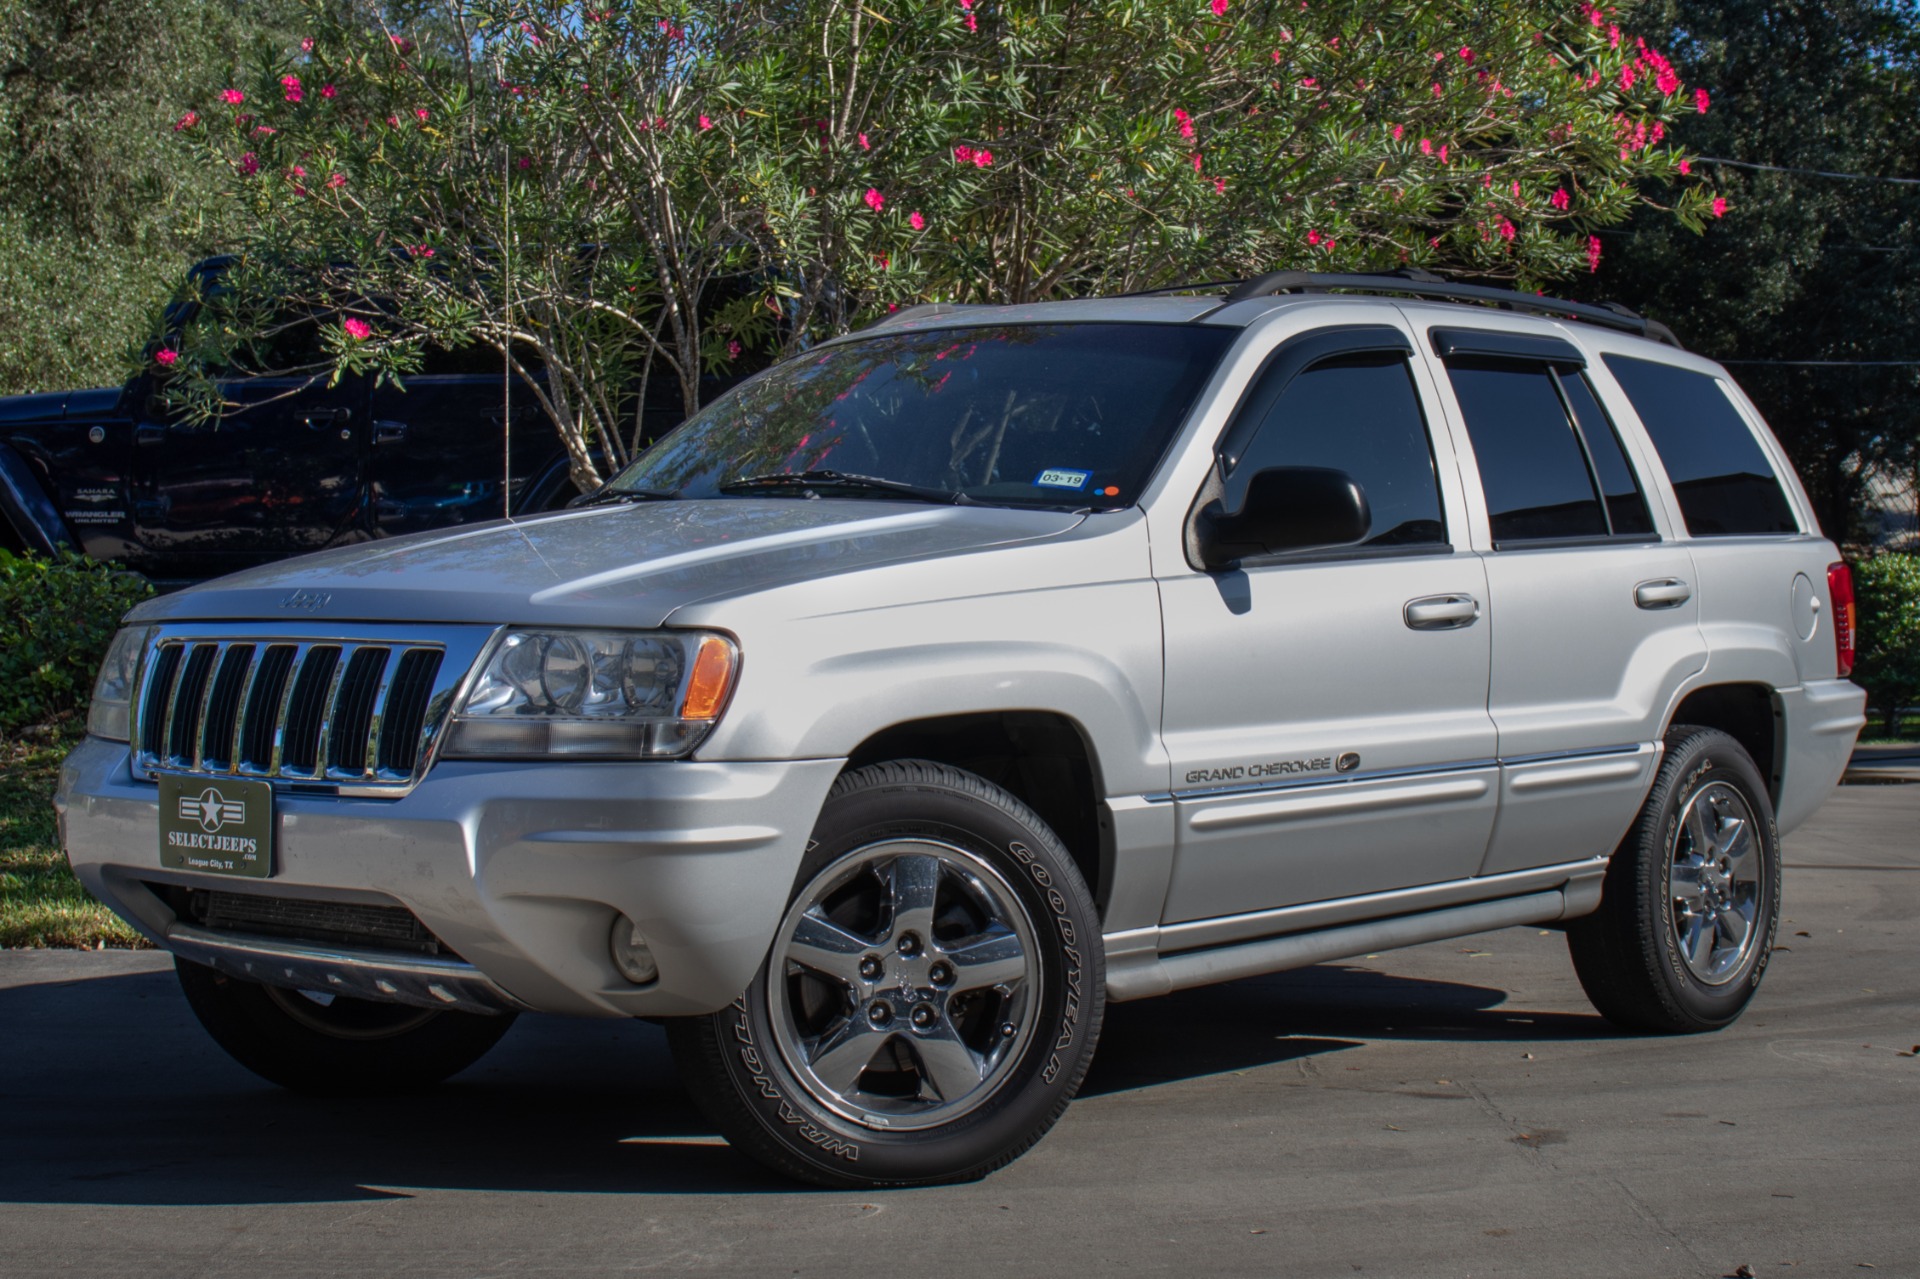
[191,889,451,956]
[133,634,453,788]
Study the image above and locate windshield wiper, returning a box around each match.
[570,486,680,508]
[717,470,974,505]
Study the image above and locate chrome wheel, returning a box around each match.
[768,838,1042,1131]
[1667,781,1763,985]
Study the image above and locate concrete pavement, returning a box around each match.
[2,783,1916,1278]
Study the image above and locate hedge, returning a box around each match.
[0,550,153,734]
[1852,553,1920,737]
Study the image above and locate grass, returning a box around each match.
[1859,708,1920,746]
[0,722,145,949]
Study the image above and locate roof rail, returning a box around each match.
[1198,268,1682,347]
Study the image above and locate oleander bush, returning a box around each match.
[0,550,152,734]
[1852,553,1920,737]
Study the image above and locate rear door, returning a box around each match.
[1155,322,1498,928]
[366,343,559,535]
[1421,325,1706,877]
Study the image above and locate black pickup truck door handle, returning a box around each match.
[302,406,353,430]
[134,424,166,446]
[373,420,409,445]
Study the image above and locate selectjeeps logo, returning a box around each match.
[178,786,247,834]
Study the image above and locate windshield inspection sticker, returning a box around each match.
[1035,468,1092,490]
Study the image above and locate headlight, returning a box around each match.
[442,629,738,759]
[86,625,152,743]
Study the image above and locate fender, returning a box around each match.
[0,441,74,555]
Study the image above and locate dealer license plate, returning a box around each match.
[157,775,274,879]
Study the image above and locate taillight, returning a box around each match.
[1827,561,1856,677]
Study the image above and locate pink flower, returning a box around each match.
[321,84,336,100]
[1619,63,1637,91]
[154,349,179,367]
[909,210,926,231]
[326,172,345,188]
[1550,186,1570,210]
[1307,229,1322,246]
[408,244,434,258]
[173,111,198,131]
[972,148,993,167]
[1499,218,1516,241]
[517,155,532,170]
[1657,67,1680,95]
[386,115,399,128]
[1711,196,1728,218]
[700,115,713,130]
[281,74,302,102]
[1419,137,1433,155]
[1608,24,1621,49]
[864,187,885,212]
[289,164,306,178]
[1438,144,1449,163]
[1300,77,1316,88]
[1695,88,1710,114]
[238,151,259,176]
[727,340,743,360]
[221,88,244,105]
[1174,107,1195,139]
[1511,179,1521,198]
[1214,176,1227,194]
[858,132,869,149]
[965,11,977,31]
[1459,45,1474,62]
[1432,82,1443,98]
[1191,152,1203,172]
[343,318,372,341]
[1679,158,1691,175]
[1587,234,1603,273]
[300,36,314,52]
[415,107,429,123]
[952,144,974,163]
[1391,124,1404,140]
[1211,0,1229,14]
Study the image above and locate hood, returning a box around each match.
[133,499,1087,628]
[0,386,124,426]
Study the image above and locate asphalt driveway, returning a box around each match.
[3,783,1916,1278]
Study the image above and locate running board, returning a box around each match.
[1105,888,1578,1002]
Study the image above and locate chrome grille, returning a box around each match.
[132,626,485,789]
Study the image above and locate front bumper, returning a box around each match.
[57,736,845,1017]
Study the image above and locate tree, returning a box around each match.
[165,0,1722,492]
[0,0,302,396]
[1578,0,1920,547]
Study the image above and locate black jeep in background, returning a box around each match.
[0,317,691,586]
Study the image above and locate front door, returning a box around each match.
[1156,326,1498,927]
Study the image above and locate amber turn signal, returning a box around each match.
[680,635,737,720]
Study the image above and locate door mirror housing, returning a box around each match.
[1196,465,1371,569]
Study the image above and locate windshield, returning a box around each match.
[607,323,1234,509]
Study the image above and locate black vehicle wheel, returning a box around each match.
[1567,726,1782,1034]
[668,760,1105,1188]
[175,957,517,1094]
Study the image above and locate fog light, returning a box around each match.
[609,915,659,985]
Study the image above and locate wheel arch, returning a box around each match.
[844,710,1112,921]
[1663,681,1783,807]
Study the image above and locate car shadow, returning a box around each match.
[0,960,1616,1206]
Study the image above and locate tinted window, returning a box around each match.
[613,324,1234,509]
[1228,354,1446,548]
[1447,363,1607,542]
[1560,373,1655,536]
[1603,355,1798,536]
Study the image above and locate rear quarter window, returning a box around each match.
[1603,355,1799,536]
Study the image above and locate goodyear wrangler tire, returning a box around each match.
[175,957,516,1094]
[1567,726,1782,1034]
[667,759,1105,1188]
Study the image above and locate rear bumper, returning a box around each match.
[57,736,845,1017]
[1776,678,1867,834]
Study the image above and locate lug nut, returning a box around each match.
[858,955,883,981]
[897,933,922,957]
[868,1002,893,1026]
[910,1003,937,1029]
[1000,1022,1017,1038]
[928,962,953,987]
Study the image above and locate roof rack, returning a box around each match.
[1160,268,1681,348]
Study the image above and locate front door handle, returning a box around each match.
[373,420,409,445]
[1634,578,1693,610]
[1404,594,1481,630]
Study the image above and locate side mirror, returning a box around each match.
[1196,465,1371,569]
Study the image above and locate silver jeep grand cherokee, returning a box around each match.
[58,271,1867,1187]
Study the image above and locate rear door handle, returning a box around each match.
[373,420,408,445]
[1634,578,1692,609]
[1404,594,1481,630]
